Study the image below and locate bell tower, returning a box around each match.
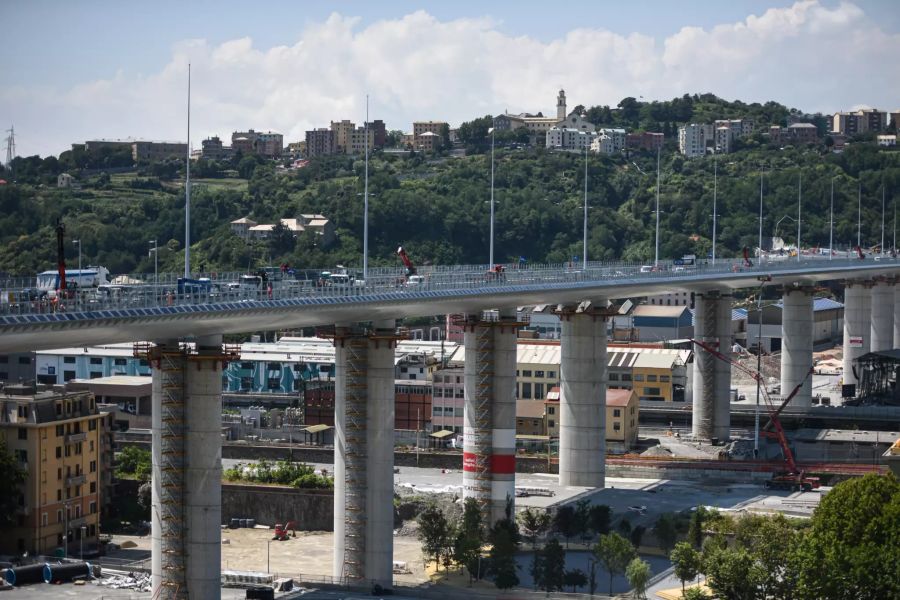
[557,89,567,121]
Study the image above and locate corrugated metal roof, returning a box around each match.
[772,297,843,312]
[632,305,691,318]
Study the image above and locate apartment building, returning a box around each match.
[330,120,355,152]
[305,128,336,157]
[201,136,231,159]
[414,131,442,152]
[131,141,188,162]
[298,379,432,431]
[832,109,889,135]
[547,127,598,152]
[346,127,376,155]
[591,128,626,154]
[768,123,819,145]
[367,120,386,148]
[0,352,36,384]
[678,124,709,158]
[0,384,110,556]
[431,367,464,433]
[626,131,664,152]
[413,121,447,137]
[231,130,283,158]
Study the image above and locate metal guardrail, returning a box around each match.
[0,256,896,320]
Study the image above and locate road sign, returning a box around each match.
[849,336,864,348]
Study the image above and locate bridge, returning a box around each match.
[4,256,899,599]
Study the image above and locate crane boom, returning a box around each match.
[689,338,816,485]
[397,246,416,277]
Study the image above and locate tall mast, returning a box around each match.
[712,153,717,265]
[184,63,192,278]
[363,94,369,281]
[797,171,801,262]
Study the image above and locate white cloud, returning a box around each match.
[2,1,898,157]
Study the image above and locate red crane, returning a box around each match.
[690,338,820,492]
[55,220,68,298]
[397,246,416,277]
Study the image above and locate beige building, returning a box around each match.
[413,121,447,137]
[544,387,639,451]
[230,217,258,240]
[515,400,546,436]
[347,127,376,155]
[0,383,111,556]
[330,120,355,152]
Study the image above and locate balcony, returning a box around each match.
[68,516,87,528]
[66,432,87,444]
[66,474,86,486]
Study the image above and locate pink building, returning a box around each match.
[431,367,465,433]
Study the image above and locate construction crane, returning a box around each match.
[690,338,821,492]
[397,246,416,277]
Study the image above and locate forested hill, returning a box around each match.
[1,121,898,278]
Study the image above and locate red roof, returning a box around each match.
[544,386,635,407]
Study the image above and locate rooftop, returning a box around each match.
[516,400,545,419]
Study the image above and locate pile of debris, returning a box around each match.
[732,353,782,385]
[97,571,151,592]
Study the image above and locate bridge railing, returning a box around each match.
[0,256,895,318]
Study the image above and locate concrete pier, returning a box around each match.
[843,282,872,389]
[150,338,224,600]
[870,280,894,352]
[332,322,396,586]
[462,312,519,524]
[557,301,607,488]
[692,292,732,441]
[780,288,814,409]
[893,282,900,349]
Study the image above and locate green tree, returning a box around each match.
[518,507,551,549]
[588,504,612,538]
[537,538,566,592]
[553,504,578,547]
[703,546,765,600]
[793,473,900,600]
[630,525,646,549]
[563,568,587,592]
[594,532,637,596]
[574,498,591,543]
[670,541,701,593]
[654,513,678,554]
[625,557,652,599]
[116,446,152,480]
[268,221,296,257]
[0,439,26,530]
[682,588,710,600]
[417,505,450,570]
[487,498,520,589]
[687,506,709,548]
[454,498,485,583]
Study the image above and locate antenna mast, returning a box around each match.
[184,64,192,278]
[4,126,14,172]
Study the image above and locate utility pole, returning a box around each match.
[881,185,885,256]
[489,125,495,269]
[654,145,661,268]
[184,64,192,278]
[754,289,763,457]
[829,178,834,260]
[583,146,588,271]
[797,171,802,262]
[712,153,718,265]
[857,183,862,250]
[758,167,765,263]
[363,94,370,281]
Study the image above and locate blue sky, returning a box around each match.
[2,1,899,156]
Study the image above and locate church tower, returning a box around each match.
[557,89,567,121]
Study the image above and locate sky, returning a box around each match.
[2,0,899,158]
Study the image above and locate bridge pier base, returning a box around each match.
[556,301,607,488]
[462,311,519,525]
[843,281,872,389]
[150,336,223,600]
[332,321,396,587]
[781,287,814,409]
[692,291,732,441]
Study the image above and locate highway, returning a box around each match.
[1,257,897,352]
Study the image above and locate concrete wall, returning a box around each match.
[222,483,333,531]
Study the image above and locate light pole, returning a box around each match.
[583,146,589,271]
[753,288,763,457]
[881,184,885,256]
[654,145,661,268]
[149,240,158,291]
[829,177,835,260]
[73,239,81,276]
[184,63,192,278]
[758,166,765,263]
[363,94,370,281]
[857,183,862,249]
[712,153,718,265]
[797,171,802,262]
[489,125,495,269]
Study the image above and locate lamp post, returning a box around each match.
[857,183,862,249]
[73,239,81,276]
[829,178,835,260]
[753,288,763,457]
[184,63,192,278]
[758,167,765,263]
[654,145,661,268]
[363,94,370,281]
[774,215,796,245]
[149,240,158,292]
[797,171,802,262]
[712,153,718,265]
[489,125,495,269]
[881,184,885,256]
[583,146,589,270]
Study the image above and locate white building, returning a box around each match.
[546,127,598,152]
[679,124,710,158]
[877,134,897,147]
[591,128,626,154]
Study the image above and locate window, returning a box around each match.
[455,388,464,398]
[647,375,657,382]
[65,446,71,457]
[14,449,27,463]
[535,383,545,400]
[613,409,621,417]
[267,362,281,371]
[622,374,632,382]
[89,357,102,365]
[240,377,252,391]
[90,372,102,379]
[609,373,620,381]
[57,467,62,480]
[56,425,64,437]
[535,370,545,378]
[240,362,253,371]
[57,490,62,502]
[90,460,97,473]
[432,406,442,416]
[522,370,533,377]
[139,359,149,367]
[521,383,532,399]
[613,422,621,431]
[63,371,76,382]
[114,358,127,366]
[547,406,555,415]
[89,420,96,431]
[18,428,27,440]
[18,356,31,365]
[90,502,97,514]
[548,371,556,379]
[548,420,555,428]
[56,447,62,459]
[267,378,280,390]
[42,513,48,526]
[634,374,644,382]
[660,375,670,383]
[645,387,661,396]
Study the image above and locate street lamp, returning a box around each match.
[857,183,862,250]
[654,145,661,268]
[758,166,765,264]
[583,146,589,271]
[363,93,370,281]
[149,240,158,291]
[73,239,81,276]
[829,177,835,260]
[773,215,796,244]
[63,501,69,558]
[489,124,496,269]
[712,153,718,265]
[797,171,802,262]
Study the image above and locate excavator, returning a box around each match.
[691,338,821,492]
[272,520,296,541]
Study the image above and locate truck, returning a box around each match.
[37,267,111,293]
